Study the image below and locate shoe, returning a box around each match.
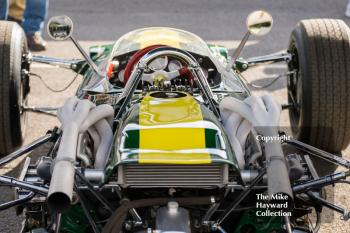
[27,32,47,51]
[346,5,350,18]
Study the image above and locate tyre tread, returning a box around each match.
[289,19,350,175]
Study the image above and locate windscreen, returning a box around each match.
[112,27,213,57]
[111,27,246,92]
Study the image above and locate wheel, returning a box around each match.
[287,19,350,176]
[0,21,29,156]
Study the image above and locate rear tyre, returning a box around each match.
[0,21,29,156]
[287,19,350,176]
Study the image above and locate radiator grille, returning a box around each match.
[120,164,227,188]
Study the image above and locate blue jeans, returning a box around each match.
[0,0,9,20]
[22,0,49,35]
[0,0,48,35]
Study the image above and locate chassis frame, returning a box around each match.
[1,47,350,233]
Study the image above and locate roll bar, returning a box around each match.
[115,46,221,119]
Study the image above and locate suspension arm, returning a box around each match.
[0,127,61,167]
[246,52,292,65]
[283,137,350,169]
[0,176,48,195]
[293,171,350,193]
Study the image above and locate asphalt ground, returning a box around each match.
[0,0,350,232]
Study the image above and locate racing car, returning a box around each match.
[0,10,350,233]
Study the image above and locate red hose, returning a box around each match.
[123,44,165,84]
[179,66,194,86]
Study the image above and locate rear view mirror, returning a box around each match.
[246,10,273,36]
[47,15,74,41]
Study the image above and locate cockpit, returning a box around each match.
[102,27,244,92]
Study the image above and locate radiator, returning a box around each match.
[118,164,228,188]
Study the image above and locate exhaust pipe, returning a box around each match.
[47,98,93,212]
[219,95,294,210]
[48,160,75,212]
[47,98,114,212]
[262,129,293,210]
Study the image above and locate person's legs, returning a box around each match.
[0,0,9,20]
[22,0,48,35]
[8,0,26,23]
[22,0,48,51]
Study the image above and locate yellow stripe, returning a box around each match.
[139,92,210,164]
[138,153,211,164]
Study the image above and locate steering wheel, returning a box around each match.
[123,45,194,85]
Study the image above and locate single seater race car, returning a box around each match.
[0,10,350,233]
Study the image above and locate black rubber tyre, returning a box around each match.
[287,19,350,176]
[0,21,29,156]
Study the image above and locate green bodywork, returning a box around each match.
[234,210,283,233]
[60,204,100,233]
[104,93,239,179]
[59,41,281,233]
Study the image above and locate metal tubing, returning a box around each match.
[284,216,293,233]
[79,169,104,183]
[48,99,95,213]
[115,69,144,119]
[285,138,350,169]
[264,138,294,207]
[70,36,103,78]
[293,171,350,193]
[54,213,62,233]
[201,197,219,223]
[307,191,350,220]
[230,31,251,66]
[74,184,100,233]
[77,168,143,226]
[0,191,35,211]
[192,67,221,119]
[0,133,54,167]
[217,168,266,225]
[304,155,319,179]
[31,54,83,69]
[75,169,113,214]
[22,106,58,116]
[0,176,48,195]
[246,52,292,65]
[240,170,268,183]
[116,47,220,119]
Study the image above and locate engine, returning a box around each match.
[14,91,320,233]
[111,91,236,188]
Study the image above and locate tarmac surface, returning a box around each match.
[0,0,350,232]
